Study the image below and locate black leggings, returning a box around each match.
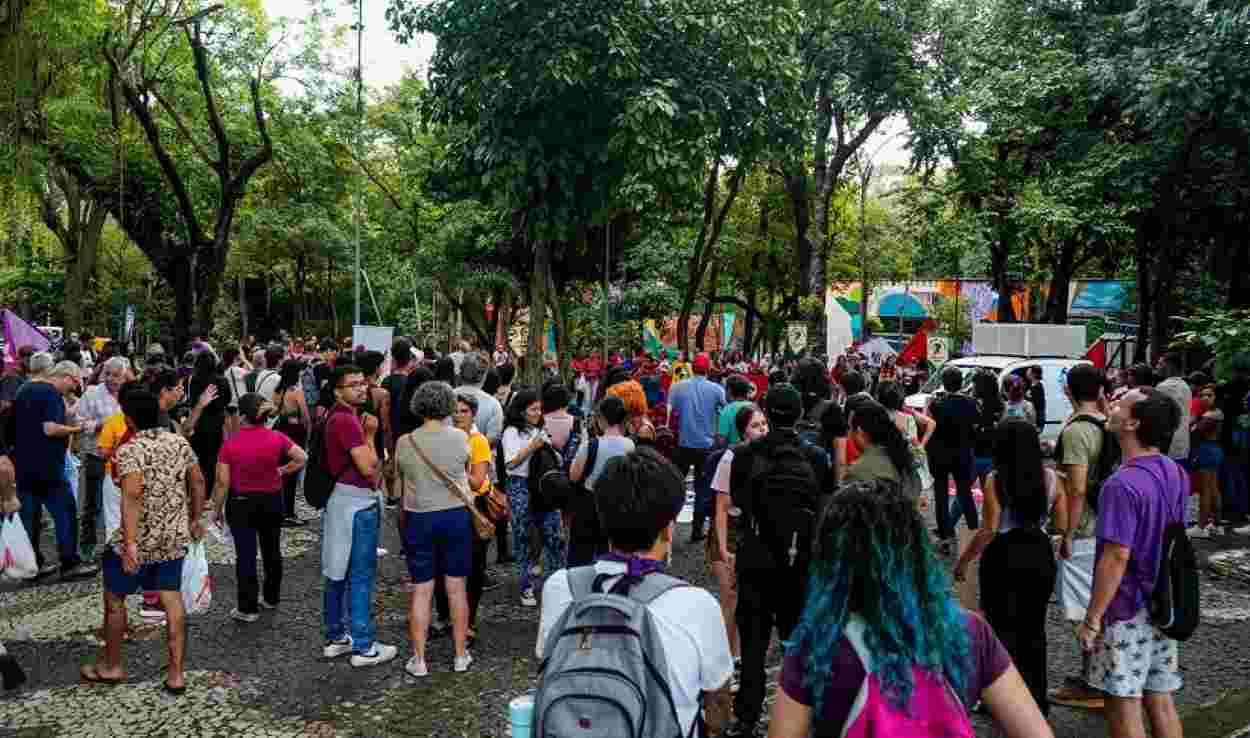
[979,527,1057,715]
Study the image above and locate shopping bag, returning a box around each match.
[180,541,213,615]
[0,515,39,581]
[102,476,122,543]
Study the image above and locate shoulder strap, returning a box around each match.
[566,565,601,600]
[405,433,476,510]
[585,437,600,479]
[626,572,688,604]
[1124,457,1186,524]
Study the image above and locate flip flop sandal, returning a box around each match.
[162,681,186,697]
[79,665,125,686]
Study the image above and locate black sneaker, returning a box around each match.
[61,561,100,580]
[0,654,26,691]
[482,575,501,591]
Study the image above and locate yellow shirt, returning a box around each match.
[468,430,493,496]
[96,413,130,476]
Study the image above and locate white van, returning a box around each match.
[904,355,1092,444]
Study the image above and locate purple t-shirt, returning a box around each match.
[780,611,1011,732]
[1095,453,1188,624]
[325,405,374,489]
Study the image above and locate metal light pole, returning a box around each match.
[353,0,364,327]
[603,221,610,360]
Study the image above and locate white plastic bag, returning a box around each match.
[180,541,213,615]
[0,515,39,581]
[102,476,122,543]
[65,452,80,505]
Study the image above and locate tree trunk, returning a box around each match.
[1150,239,1174,361]
[989,240,1017,323]
[1043,239,1077,324]
[744,253,760,358]
[1228,238,1250,310]
[524,239,551,386]
[1135,226,1152,363]
[547,271,570,383]
[238,276,248,340]
[694,258,723,351]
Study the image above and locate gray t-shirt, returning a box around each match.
[1156,377,1191,460]
[576,435,636,490]
[396,425,470,513]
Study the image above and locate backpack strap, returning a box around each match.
[566,565,601,601]
[621,571,688,604]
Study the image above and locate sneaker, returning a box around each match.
[34,563,60,580]
[323,636,354,659]
[454,651,473,673]
[350,643,398,668]
[1186,525,1210,539]
[1049,683,1106,710]
[482,575,501,591]
[404,656,429,678]
[520,588,538,607]
[281,516,308,528]
[724,718,758,738]
[139,602,167,620]
[1205,523,1223,537]
[529,563,542,577]
[230,608,260,623]
[60,561,99,580]
[1234,523,1250,536]
[259,599,278,610]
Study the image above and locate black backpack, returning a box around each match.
[1054,414,1121,510]
[303,412,343,509]
[735,434,820,574]
[1143,462,1201,641]
[529,443,570,516]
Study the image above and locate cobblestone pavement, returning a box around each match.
[3,496,1250,738]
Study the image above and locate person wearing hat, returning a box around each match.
[209,393,308,622]
[667,352,725,542]
[724,382,834,738]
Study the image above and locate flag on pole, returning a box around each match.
[897,329,928,365]
[1084,339,1107,369]
[2,310,52,368]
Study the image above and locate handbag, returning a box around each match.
[482,483,510,522]
[405,435,496,540]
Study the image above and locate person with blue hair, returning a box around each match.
[767,480,1052,738]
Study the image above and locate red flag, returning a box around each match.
[1084,339,1107,369]
[898,330,927,365]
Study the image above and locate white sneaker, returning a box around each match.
[530,564,542,577]
[1234,523,1250,536]
[351,643,398,668]
[323,636,354,659]
[230,608,260,623]
[1205,523,1223,537]
[454,652,473,673]
[405,656,429,678]
[1186,525,1210,539]
[520,589,538,607]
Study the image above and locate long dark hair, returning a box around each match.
[972,370,1003,418]
[504,387,542,434]
[992,419,1048,523]
[851,402,915,478]
[277,359,302,392]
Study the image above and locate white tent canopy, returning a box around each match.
[858,337,897,361]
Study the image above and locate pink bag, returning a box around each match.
[841,616,975,738]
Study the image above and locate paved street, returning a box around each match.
[3,495,1250,738]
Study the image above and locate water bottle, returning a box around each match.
[508,694,534,738]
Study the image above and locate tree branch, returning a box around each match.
[151,87,217,168]
[348,147,405,214]
[186,20,230,176]
[227,77,274,192]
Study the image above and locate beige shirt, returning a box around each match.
[395,426,470,514]
[111,429,197,563]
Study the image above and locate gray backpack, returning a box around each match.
[534,567,695,738]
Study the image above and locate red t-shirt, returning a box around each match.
[218,426,294,493]
[325,405,374,489]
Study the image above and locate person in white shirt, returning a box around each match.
[537,447,734,737]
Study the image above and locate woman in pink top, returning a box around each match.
[209,393,307,622]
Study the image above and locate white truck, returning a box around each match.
[972,323,1087,359]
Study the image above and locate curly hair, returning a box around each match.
[606,379,648,419]
[787,480,970,715]
[411,380,456,421]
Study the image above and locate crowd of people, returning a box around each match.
[1,328,1243,738]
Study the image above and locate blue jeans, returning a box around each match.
[18,479,81,571]
[322,504,379,653]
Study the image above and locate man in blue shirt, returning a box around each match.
[14,355,98,580]
[668,353,725,542]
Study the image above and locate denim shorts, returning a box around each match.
[402,508,472,583]
[102,549,184,595]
